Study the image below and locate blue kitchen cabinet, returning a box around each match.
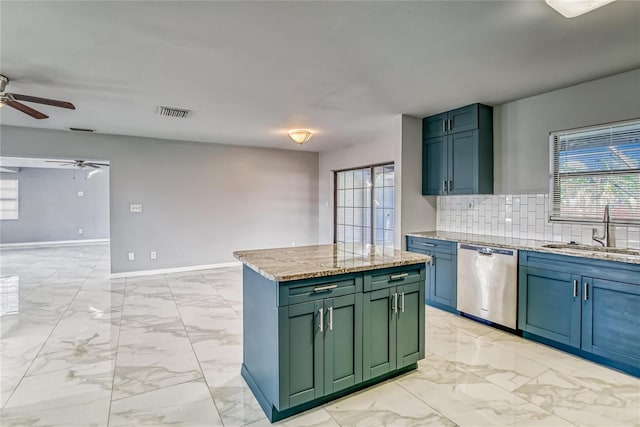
[406,236,458,314]
[422,103,493,195]
[519,251,640,376]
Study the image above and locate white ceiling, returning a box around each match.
[0,1,638,152]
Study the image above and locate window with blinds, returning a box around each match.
[549,118,640,225]
[0,179,19,220]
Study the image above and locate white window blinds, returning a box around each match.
[0,179,19,220]
[549,119,640,225]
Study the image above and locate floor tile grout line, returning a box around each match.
[392,377,459,427]
[164,273,227,425]
[105,271,129,427]
[0,260,95,411]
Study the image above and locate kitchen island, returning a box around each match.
[234,244,430,422]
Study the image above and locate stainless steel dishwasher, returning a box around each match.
[457,243,518,329]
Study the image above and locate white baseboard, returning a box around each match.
[110,261,242,278]
[0,239,110,249]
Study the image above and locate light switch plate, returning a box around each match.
[77,191,84,197]
[150,251,157,260]
[130,204,143,213]
[128,252,135,261]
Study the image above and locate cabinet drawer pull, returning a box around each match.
[390,273,409,281]
[313,284,337,292]
[401,292,405,313]
[328,306,333,331]
[418,242,436,247]
[584,282,589,301]
[318,308,324,332]
[573,280,578,298]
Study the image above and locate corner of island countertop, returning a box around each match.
[233,243,430,282]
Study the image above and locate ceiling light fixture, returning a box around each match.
[287,129,314,145]
[545,0,616,18]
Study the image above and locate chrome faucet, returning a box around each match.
[592,205,613,247]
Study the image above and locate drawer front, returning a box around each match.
[280,277,361,306]
[407,237,455,254]
[364,265,425,292]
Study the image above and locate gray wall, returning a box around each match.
[0,167,109,243]
[494,68,640,194]
[317,115,403,246]
[400,115,436,247]
[0,126,319,273]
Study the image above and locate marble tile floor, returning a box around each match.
[1,243,638,426]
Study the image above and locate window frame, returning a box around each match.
[548,117,640,226]
[0,178,19,221]
[333,162,394,245]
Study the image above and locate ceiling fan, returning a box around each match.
[45,159,109,169]
[0,74,75,119]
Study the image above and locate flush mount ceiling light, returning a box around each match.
[287,129,314,145]
[545,0,616,18]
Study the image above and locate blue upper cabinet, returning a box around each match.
[422,103,493,196]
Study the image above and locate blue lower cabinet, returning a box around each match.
[428,252,457,312]
[582,277,640,369]
[517,267,581,348]
[519,251,640,377]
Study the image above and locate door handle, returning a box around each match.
[584,282,589,301]
[390,272,409,281]
[318,308,324,332]
[401,292,405,313]
[393,293,398,314]
[573,280,578,298]
[314,284,337,292]
[328,306,333,331]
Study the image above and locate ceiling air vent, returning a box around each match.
[157,106,191,118]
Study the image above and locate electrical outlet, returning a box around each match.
[77,191,84,197]
[130,204,143,213]
[78,228,84,234]
[150,251,157,260]
[128,252,135,261]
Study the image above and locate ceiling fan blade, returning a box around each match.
[6,100,49,119]
[45,160,76,165]
[87,164,100,168]
[89,163,110,167]
[10,93,75,110]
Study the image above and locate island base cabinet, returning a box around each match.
[582,278,640,368]
[279,294,363,409]
[362,281,425,381]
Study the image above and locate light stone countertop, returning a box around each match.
[406,230,640,265]
[233,243,430,282]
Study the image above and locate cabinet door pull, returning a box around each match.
[313,284,337,292]
[390,272,409,280]
[448,118,453,131]
[401,292,405,313]
[328,306,333,331]
[393,293,398,313]
[442,180,447,193]
[448,180,452,192]
[429,256,434,266]
[442,120,447,133]
[573,280,578,298]
[583,282,589,301]
[318,308,324,332]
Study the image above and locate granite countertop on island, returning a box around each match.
[233,243,430,282]
[407,230,640,265]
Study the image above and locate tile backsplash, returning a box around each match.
[437,194,640,249]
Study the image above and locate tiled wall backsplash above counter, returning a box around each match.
[436,194,640,249]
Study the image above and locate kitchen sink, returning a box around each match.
[542,243,640,257]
